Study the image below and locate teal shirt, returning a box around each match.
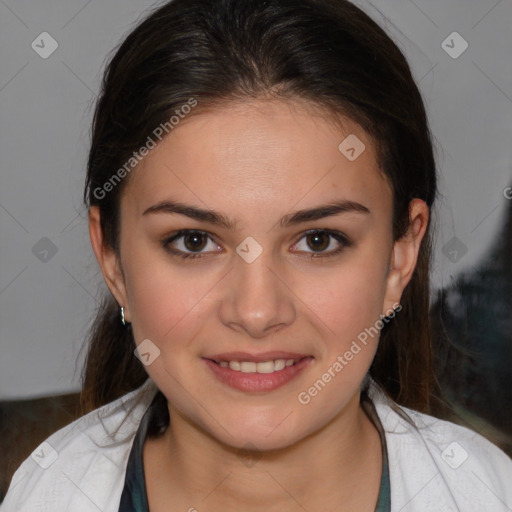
[118,395,391,511]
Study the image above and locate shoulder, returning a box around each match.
[1,378,159,512]
[368,379,512,512]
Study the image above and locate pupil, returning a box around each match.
[308,233,328,251]
[185,233,206,251]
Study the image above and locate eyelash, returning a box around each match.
[161,229,352,261]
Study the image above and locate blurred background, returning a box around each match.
[0,0,511,500]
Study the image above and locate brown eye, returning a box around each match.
[292,229,351,258]
[183,232,208,252]
[305,232,330,252]
[162,230,221,260]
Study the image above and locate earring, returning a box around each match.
[120,306,127,327]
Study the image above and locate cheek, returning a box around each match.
[297,253,388,344]
[292,261,386,421]
[123,250,217,396]
[123,246,223,353]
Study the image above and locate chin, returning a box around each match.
[205,407,308,452]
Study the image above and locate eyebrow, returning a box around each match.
[142,199,370,229]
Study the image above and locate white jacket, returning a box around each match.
[2,377,512,511]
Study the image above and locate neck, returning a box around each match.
[144,391,383,511]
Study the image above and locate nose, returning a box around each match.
[218,247,296,339]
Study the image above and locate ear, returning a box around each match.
[382,198,429,315]
[89,206,131,322]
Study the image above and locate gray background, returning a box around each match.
[0,0,511,400]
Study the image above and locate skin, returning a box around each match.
[89,97,428,511]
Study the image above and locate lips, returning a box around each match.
[203,352,314,392]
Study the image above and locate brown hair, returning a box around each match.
[81,0,438,416]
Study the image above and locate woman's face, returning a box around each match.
[92,98,426,450]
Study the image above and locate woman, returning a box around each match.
[3,0,511,510]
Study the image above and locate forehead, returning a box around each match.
[122,98,392,220]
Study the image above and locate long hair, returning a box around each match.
[81,0,438,415]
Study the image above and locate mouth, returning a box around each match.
[203,353,314,392]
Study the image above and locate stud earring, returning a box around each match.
[120,306,128,327]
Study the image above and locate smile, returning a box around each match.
[203,356,313,392]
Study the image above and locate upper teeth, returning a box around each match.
[219,359,296,373]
